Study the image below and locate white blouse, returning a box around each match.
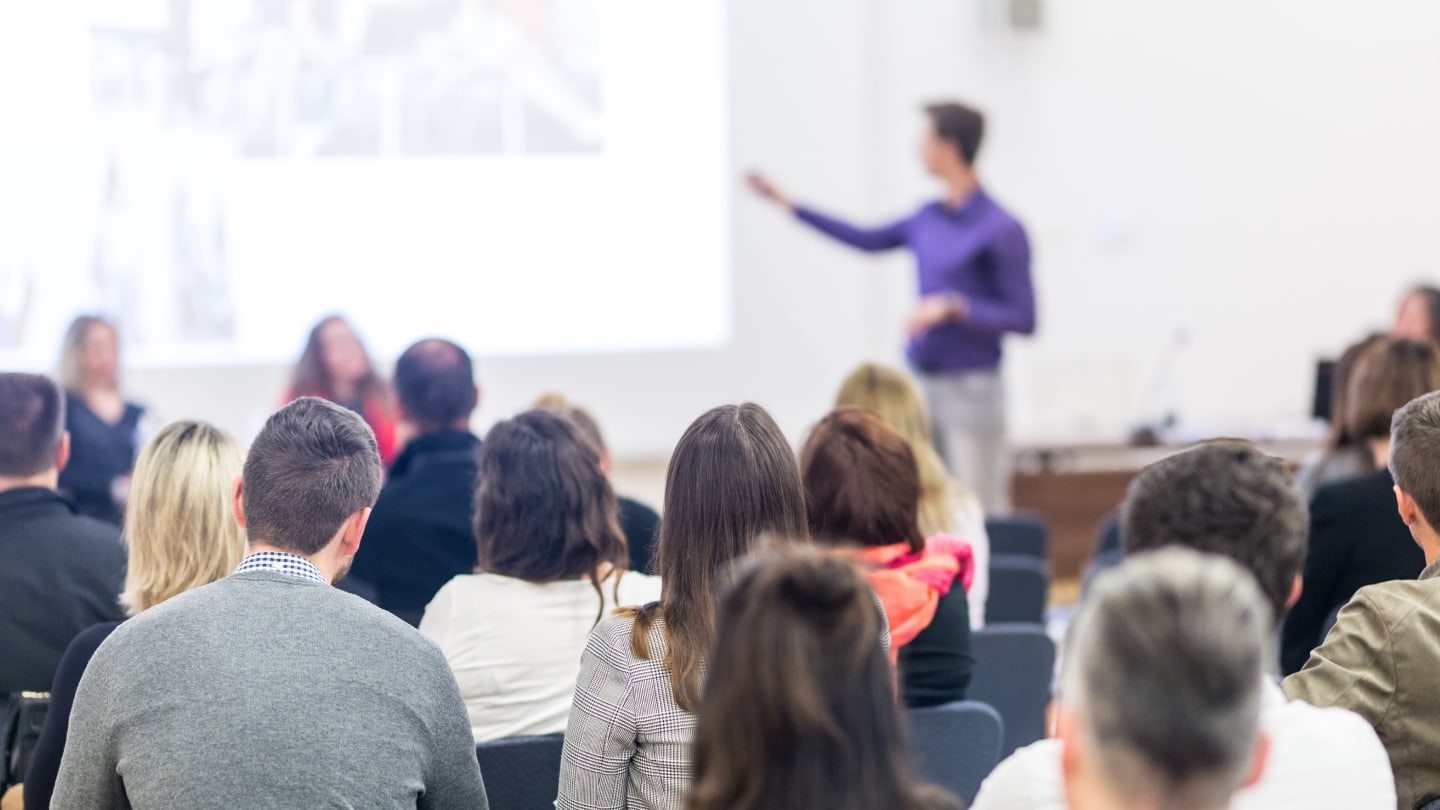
[419,571,663,743]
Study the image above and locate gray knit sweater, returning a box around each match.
[50,570,489,809]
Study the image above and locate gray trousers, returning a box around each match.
[919,369,1010,513]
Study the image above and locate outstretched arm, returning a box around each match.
[747,172,908,252]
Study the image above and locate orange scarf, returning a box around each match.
[853,533,975,653]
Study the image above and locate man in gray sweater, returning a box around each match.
[51,397,489,809]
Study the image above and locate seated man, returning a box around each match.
[0,373,124,700]
[1286,390,1440,810]
[52,398,488,809]
[347,338,482,626]
[974,440,1395,809]
[1060,549,1271,810]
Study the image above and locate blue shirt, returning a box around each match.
[796,188,1036,372]
[234,551,329,584]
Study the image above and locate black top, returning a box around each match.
[1280,468,1427,674]
[619,496,661,575]
[57,392,143,525]
[899,583,974,708]
[0,488,125,698]
[348,431,482,627]
[23,620,122,810]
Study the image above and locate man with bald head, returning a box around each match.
[348,338,481,625]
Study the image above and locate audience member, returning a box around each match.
[348,338,481,625]
[1281,338,1439,673]
[1296,333,1386,498]
[56,316,146,524]
[1286,389,1440,810]
[801,406,974,708]
[1392,285,1440,346]
[287,314,398,464]
[534,393,663,574]
[22,421,246,810]
[973,440,1395,809]
[556,403,808,810]
[1055,549,1272,810]
[50,398,487,809]
[686,546,961,810]
[420,409,661,742]
[0,374,125,701]
[836,362,991,627]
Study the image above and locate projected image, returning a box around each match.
[92,0,606,158]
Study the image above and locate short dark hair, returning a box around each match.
[0,374,65,477]
[394,338,477,432]
[474,410,626,595]
[1121,440,1307,628]
[800,407,925,553]
[1345,338,1440,444]
[241,397,383,555]
[1390,390,1440,528]
[924,102,985,165]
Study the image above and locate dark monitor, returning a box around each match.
[1312,359,1337,421]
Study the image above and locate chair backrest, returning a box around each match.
[968,624,1056,759]
[474,733,564,810]
[906,700,1004,806]
[985,555,1050,625]
[985,514,1048,558]
[1419,799,1440,810]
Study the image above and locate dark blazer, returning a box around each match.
[900,583,974,708]
[0,488,125,698]
[57,393,143,525]
[348,431,482,626]
[620,496,661,575]
[24,620,122,810]
[1281,467,1426,674]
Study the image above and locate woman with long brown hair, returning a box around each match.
[802,406,975,708]
[56,315,147,524]
[286,315,397,464]
[687,547,961,810]
[419,409,658,742]
[556,403,809,810]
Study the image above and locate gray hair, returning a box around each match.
[241,397,383,555]
[1391,390,1440,530]
[1065,548,1269,810]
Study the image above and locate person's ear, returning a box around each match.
[1287,576,1304,611]
[340,507,372,556]
[232,476,247,529]
[1396,485,1422,529]
[56,431,71,472]
[1242,732,1271,789]
[601,449,614,477]
[470,384,481,415]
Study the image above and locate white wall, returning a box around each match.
[127,0,1440,455]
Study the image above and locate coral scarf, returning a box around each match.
[854,534,975,652]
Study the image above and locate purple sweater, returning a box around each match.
[796,189,1035,372]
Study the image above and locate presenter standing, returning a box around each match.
[749,102,1034,512]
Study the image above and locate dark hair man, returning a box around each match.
[52,398,488,809]
[347,338,482,625]
[748,100,1034,513]
[0,373,124,701]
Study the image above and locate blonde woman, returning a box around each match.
[837,363,990,628]
[20,422,246,810]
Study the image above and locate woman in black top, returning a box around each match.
[55,316,145,524]
[1281,338,1440,674]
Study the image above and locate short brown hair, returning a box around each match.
[924,102,985,165]
[1391,390,1440,528]
[241,397,383,555]
[1345,338,1440,444]
[800,407,925,553]
[0,373,65,477]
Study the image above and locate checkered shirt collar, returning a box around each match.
[234,551,328,584]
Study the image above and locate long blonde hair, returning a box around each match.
[120,421,247,615]
[835,364,962,537]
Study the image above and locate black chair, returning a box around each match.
[985,514,1048,558]
[968,624,1056,758]
[907,700,1004,806]
[474,733,564,810]
[986,555,1050,625]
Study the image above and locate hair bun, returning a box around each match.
[775,555,865,615]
